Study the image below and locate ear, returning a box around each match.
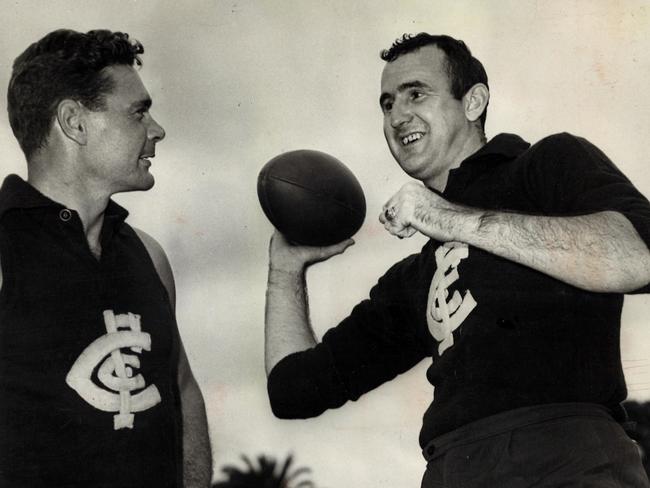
[463,83,489,123]
[55,99,88,146]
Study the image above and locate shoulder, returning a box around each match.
[540,134,622,180]
[517,132,616,177]
[523,132,581,159]
[133,228,176,306]
[530,132,607,161]
[535,131,581,146]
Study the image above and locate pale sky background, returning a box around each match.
[1,1,650,486]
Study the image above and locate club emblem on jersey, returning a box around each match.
[66,310,161,430]
[427,242,477,355]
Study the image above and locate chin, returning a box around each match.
[121,176,155,193]
[140,176,155,191]
[140,168,155,188]
[396,156,425,176]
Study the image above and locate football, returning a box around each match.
[257,150,366,246]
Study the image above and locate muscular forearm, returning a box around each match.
[181,378,212,487]
[471,210,650,292]
[413,201,650,292]
[265,266,317,375]
[383,181,650,292]
[177,345,211,488]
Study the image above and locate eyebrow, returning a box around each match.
[379,80,430,107]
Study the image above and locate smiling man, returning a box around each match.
[265,33,650,486]
[0,29,211,487]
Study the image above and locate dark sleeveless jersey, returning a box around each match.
[0,175,183,487]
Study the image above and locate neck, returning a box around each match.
[27,162,110,254]
[426,129,487,192]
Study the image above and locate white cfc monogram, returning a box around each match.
[66,310,162,430]
[426,242,477,356]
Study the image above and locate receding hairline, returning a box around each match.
[380,45,453,92]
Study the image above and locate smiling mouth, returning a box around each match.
[401,132,424,146]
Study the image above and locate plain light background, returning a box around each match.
[1,1,649,486]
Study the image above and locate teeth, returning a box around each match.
[401,133,423,145]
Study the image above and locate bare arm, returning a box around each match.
[176,342,211,487]
[264,231,353,376]
[381,182,650,293]
[135,229,212,487]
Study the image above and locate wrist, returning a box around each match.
[269,249,309,275]
[268,265,305,288]
[409,185,438,232]
[429,201,483,244]
[457,207,485,243]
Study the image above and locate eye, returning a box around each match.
[410,89,424,101]
[133,105,150,120]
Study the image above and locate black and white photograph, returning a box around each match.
[1,1,650,486]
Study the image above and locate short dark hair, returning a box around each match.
[7,29,144,160]
[381,33,489,129]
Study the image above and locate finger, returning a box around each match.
[269,229,287,250]
[382,216,416,239]
[310,239,355,263]
[382,220,404,236]
[384,205,397,222]
[396,226,417,239]
[379,200,398,222]
[326,238,355,256]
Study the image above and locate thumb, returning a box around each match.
[310,238,355,263]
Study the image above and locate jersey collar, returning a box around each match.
[463,133,531,164]
[443,133,531,198]
[0,174,129,223]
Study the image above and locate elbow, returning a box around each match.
[266,345,349,419]
[268,396,327,420]
[266,372,298,419]
[267,353,346,419]
[618,274,650,294]
[567,254,650,293]
[268,391,312,420]
[266,367,327,420]
[599,263,650,294]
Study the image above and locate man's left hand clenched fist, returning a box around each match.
[379,181,432,239]
[379,182,478,242]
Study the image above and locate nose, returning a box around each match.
[147,115,166,143]
[390,100,412,128]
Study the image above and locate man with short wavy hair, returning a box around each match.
[265,33,650,486]
[0,29,211,487]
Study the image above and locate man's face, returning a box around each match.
[82,64,165,194]
[380,45,470,190]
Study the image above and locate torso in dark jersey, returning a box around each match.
[0,175,183,487]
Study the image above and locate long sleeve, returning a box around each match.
[267,250,433,418]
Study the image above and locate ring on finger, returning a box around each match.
[385,206,397,221]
